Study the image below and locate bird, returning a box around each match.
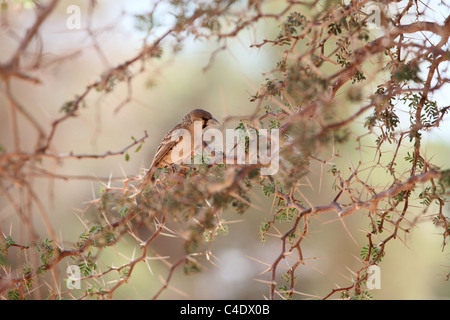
[142,109,219,184]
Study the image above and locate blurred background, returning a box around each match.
[0,0,449,299]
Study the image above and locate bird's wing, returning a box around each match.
[150,123,187,168]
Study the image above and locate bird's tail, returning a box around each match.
[141,166,157,186]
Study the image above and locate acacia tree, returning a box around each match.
[0,0,449,300]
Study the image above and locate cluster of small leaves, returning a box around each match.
[262,180,277,197]
[348,290,374,300]
[276,199,298,223]
[400,92,442,130]
[259,182,300,244]
[7,289,21,300]
[393,190,407,203]
[36,238,56,267]
[76,225,102,248]
[77,252,98,277]
[433,215,450,236]
[259,221,270,244]
[134,12,156,33]
[125,136,145,162]
[365,85,400,145]
[0,236,16,267]
[371,213,390,234]
[234,120,255,153]
[404,152,424,171]
[360,245,384,263]
[10,0,35,9]
[263,78,283,98]
[0,235,15,252]
[417,173,447,208]
[139,164,255,256]
[95,69,131,93]
[60,95,86,114]
[0,237,59,298]
[335,38,366,83]
[263,105,290,132]
[276,12,308,44]
[184,207,217,254]
[433,170,450,245]
[286,63,328,103]
[392,62,422,83]
[327,8,372,83]
[204,219,229,242]
[184,260,202,275]
[278,272,296,299]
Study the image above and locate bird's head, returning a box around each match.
[184,109,219,128]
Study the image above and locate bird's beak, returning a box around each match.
[208,117,220,127]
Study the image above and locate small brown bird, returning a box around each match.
[143,109,219,183]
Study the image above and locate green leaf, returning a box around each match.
[4,235,15,249]
[7,289,20,300]
[119,206,129,218]
[0,254,8,266]
[262,182,276,197]
[97,185,105,196]
[135,143,143,153]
